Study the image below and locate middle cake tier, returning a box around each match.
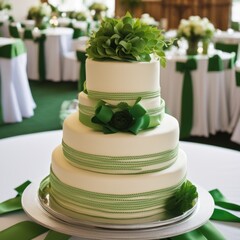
[62,112,179,174]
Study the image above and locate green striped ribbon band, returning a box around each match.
[79,99,165,131]
[62,141,178,174]
[87,90,160,100]
[48,172,186,222]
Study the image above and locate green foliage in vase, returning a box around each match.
[86,13,172,66]
[166,180,198,216]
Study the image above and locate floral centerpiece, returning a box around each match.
[27,3,52,29]
[86,13,172,134]
[87,12,171,66]
[0,0,11,11]
[177,16,215,55]
[89,2,108,21]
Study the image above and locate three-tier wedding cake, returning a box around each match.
[42,13,197,225]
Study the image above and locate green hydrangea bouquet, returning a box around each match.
[86,12,172,66]
[0,0,11,11]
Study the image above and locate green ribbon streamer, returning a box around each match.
[0,180,31,215]
[0,221,48,240]
[76,50,87,91]
[215,42,239,63]
[235,71,240,87]
[0,39,26,59]
[176,57,197,138]
[170,221,225,240]
[208,54,224,72]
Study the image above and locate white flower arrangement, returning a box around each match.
[0,0,11,11]
[177,16,215,41]
[27,3,52,20]
[140,13,158,26]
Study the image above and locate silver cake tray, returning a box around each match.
[22,180,214,239]
[37,176,198,230]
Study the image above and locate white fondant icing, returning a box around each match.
[63,112,179,156]
[86,59,161,94]
[51,146,187,194]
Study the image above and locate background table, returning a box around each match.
[23,27,73,81]
[0,37,36,123]
[160,50,236,137]
[0,131,239,239]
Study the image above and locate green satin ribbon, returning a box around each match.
[208,54,224,72]
[0,39,26,59]
[170,221,225,240]
[209,189,240,223]
[176,57,197,138]
[215,42,239,63]
[235,71,240,87]
[0,180,31,215]
[76,50,87,91]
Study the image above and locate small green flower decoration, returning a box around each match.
[166,180,198,216]
[91,98,150,134]
[86,12,172,66]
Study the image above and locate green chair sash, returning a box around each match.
[8,25,20,38]
[208,54,224,72]
[0,39,26,58]
[35,33,46,81]
[76,50,87,91]
[73,27,83,39]
[236,71,240,87]
[176,57,197,138]
[215,42,239,63]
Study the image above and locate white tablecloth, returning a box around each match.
[23,27,73,81]
[0,131,239,239]
[161,50,236,137]
[0,37,36,123]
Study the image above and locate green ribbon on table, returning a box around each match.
[176,57,197,138]
[215,42,239,63]
[208,54,224,72]
[0,181,71,240]
[0,39,26,59]
[76,50,87,91]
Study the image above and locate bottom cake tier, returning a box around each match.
[48,146,187,224]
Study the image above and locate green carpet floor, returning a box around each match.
[0,80,239,151]
[0,81,78,139]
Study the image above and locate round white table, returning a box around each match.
[0,131,239,239]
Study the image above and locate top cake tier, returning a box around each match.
[86,59,161,103]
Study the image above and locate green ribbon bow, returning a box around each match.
[91,98,158,134]
[76,50,87,91]
[176,57,197,138]
[0,39,26,59]
[208,54,224,72]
